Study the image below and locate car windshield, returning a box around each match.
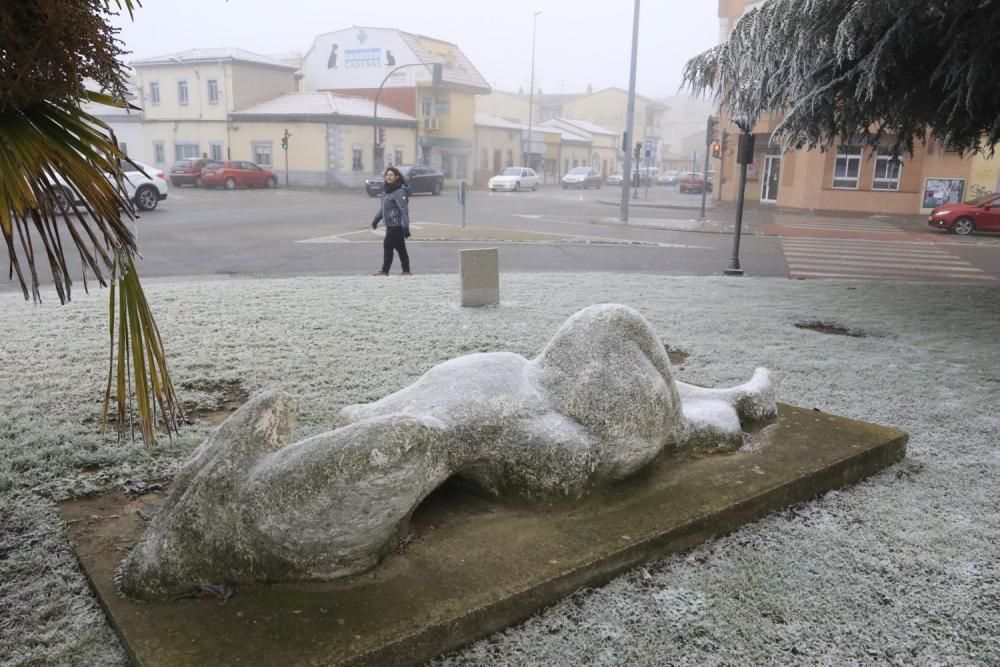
[964,193,998,206]
[171,160,191,168]
[396,165,415,177]
[501,168,521,176]
[568,168,589,175]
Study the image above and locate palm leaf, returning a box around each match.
[1,96,182,445]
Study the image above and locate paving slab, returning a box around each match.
[60,404,906,667]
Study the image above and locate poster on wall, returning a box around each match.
[922,178,966,209]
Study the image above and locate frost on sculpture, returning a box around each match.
[119,304,777,600]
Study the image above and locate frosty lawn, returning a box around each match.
[1,274,997,665]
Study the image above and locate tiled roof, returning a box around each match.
[474,114,523,130]
[548,117,617,137]
[230,92,416,124]
[131,48,297,70]
[397,31,491,93]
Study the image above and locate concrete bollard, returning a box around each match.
[460,248,499,307]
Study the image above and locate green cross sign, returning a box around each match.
[357,29,368,44]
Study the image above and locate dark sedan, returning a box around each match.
[365,164,445,197]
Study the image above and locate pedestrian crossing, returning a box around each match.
[773,213,900,233]
[780,237,996,282]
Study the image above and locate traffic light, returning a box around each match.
[706,115,717,146]
[634,141,642,161]
[281,128,290,150]
[711,140,721,159]
[378,127,386,146]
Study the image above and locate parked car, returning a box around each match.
[678,172,706,194]
[200,161,278,189]
[607,172,624,186]
[701,170,716,189]
[169,158,212,187]
[656,170,680,186]
[49,160,169,212]
[488,167,539,192]
[927,192,1000,235]
[561,167,602,190]
[364,164,445,197]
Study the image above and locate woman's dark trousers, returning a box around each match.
[382,226,410,273]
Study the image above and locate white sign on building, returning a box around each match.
[303,28,429,91]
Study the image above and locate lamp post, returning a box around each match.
[724,115,755,276]
[619,0,641,222]
[526,11,542,171]
[373,63,433,175]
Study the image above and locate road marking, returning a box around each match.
[780,237,995,282]
[774,214,899,232]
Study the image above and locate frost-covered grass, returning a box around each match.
[1,274,998,666]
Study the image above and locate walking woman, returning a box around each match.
[371,166,412,276]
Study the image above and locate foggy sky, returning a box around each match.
[110,0,719,99]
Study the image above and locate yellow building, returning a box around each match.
[130,48,299,167]
[229,93,417,187]
[475,90,538,125]
[301,27,490,185]
[538,118,620,179]
[716,0,1000,213]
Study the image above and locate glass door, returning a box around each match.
[761,155,781,202]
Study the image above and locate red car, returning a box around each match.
[678,171,706,194]
[928,193,1000,235]
[200,161,278,189]
[169,158,212,187]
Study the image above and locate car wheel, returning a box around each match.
[562,185,568,190]
[194,176,203,188]
[432,182,442,196]
[265,177,277,188]
[952,217,975,236]
[514,181,520,192]
[224,177,237,190]
[135,185,159,211]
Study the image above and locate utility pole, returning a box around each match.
[698,115,715,221]
[619,0,641,222]
[526,11,542,171]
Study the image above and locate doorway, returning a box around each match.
[761,155,781,202]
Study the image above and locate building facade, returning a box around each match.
[130,48,299,168]
[301,27,490,184]
[715,0,1000,213]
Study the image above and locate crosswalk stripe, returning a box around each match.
[780,237,993,282]
[787,259,984,273]
[790,270,997,282]
[782,248,968,262]
[774,216,897,231]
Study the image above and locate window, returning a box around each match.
[832,146,862,189]
[252,142,273,167]
[421,96,434,117]
[153,141,165,163]
[178,80,189,105]
[872,153,902,191]
[149,81,160,105]
[207,79,220,105]
[210,142,224,161]
[394,147,404,165]
[352,147,363,171]
[175,143,199,160]
[481,149,489,169]
[506,149,513,168]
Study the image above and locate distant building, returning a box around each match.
[301,27,491,183]
[130,48,299,167]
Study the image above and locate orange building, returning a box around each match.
[714,0,1000,214]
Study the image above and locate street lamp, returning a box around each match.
[525,11,542,171]
[373,63,437,175]
[723,115,755,276]
[619,0,641,222]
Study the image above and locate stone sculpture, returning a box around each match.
[118,304,777,600]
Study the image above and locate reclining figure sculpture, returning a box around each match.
[119,304,777,600]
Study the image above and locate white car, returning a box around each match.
[488,167,539,192]
[50,160,169,212]
[607,172,624,185]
